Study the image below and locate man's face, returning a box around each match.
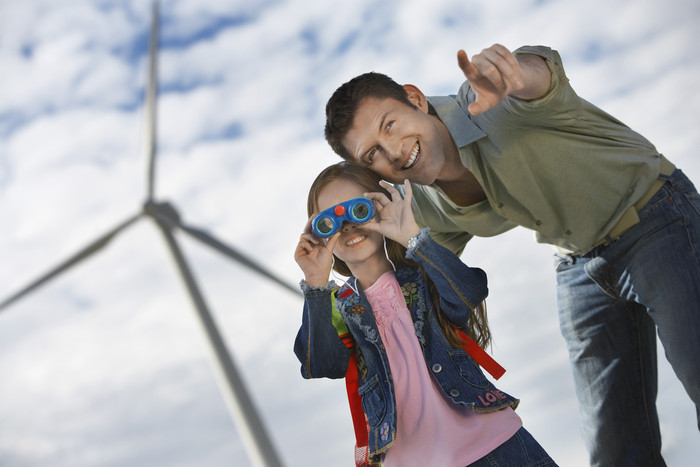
[341,95,448,186]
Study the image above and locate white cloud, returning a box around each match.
[1,0,699,466]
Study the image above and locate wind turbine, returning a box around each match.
[0,3,296,466]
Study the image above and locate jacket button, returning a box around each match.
[431,364,442,373]
[450,389,460,397]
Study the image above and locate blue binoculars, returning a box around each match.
[312,197,375,238]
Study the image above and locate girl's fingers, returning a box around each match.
[325,231,341,252]
[378,179,400,197]
[402,179,413,202]
[300,232,320,245]
[364,190,391,207]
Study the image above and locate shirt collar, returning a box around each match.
[426,95,486,148]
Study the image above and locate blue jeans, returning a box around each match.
[468,427,557,466]
[555,169,700,467]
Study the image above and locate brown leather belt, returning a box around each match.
[586,155,676,252]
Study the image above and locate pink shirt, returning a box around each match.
[364,272,522,467]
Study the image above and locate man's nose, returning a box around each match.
[384,136,403,162]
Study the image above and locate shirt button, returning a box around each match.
[497,203,504,209]
[450,389,460,397]
[565,230,572,236]
[431,364,442,373]
[535,219,543,226]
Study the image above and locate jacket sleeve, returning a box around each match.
[293,281,353,379]
[405,228,488,327]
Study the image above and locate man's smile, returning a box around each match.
[402,141,420,170]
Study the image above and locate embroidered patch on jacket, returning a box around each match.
[396,267,414,280]
[379,421,390,442]
[339,287,354,299]
[356,350,368,381]
[477,389,508,407]
[401,281,419,309]
[351,304,366,314]
[342,294,360,308]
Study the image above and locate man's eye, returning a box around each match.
[385,121,394,131]
[365,149,376,166]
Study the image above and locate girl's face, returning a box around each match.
[316,178,385,271]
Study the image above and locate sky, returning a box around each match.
[1,0,699,466]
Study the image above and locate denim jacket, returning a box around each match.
[294,228,519,461]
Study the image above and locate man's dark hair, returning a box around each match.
[324,72,417,160]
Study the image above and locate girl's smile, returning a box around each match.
[345,233,367,247]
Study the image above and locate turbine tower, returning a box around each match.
[0,3,295,466]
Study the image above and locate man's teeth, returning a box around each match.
[403,143,419,169]
[346,235,366,246]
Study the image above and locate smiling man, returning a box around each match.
[324,44,700,467]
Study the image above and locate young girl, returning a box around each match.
[294,162,556,467]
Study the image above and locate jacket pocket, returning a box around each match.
[448,349,490,389]
[358,375,386,427]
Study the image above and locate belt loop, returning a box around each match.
[658,154,675,177]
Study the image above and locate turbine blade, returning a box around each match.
[180,223,301,297]
[0,213,142,311]
[154,220,284,467]
[143,201,300,296]
[145,0,159,201]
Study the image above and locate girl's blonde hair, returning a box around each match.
[307,161,491,349]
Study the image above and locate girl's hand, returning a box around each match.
[294,216,340,287]
[364,180,420,247]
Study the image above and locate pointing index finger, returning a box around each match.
[457,49,476,78]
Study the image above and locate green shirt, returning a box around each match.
[410,45,663,255]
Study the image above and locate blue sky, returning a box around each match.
[1,0,699,466]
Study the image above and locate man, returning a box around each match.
[324,44,700,467]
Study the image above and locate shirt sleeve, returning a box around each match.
[503,45,578,121]
[461,45,580,129]
[396,181,474,255]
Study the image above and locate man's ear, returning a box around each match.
[403,84,429,113]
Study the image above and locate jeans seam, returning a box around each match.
[680,193,700,258]
[633,309,662,464]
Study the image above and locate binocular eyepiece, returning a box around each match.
[312,197,375,238]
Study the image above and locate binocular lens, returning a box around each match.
[311,197,374,238]
[352,203,370,220]
[315,217,334,235]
